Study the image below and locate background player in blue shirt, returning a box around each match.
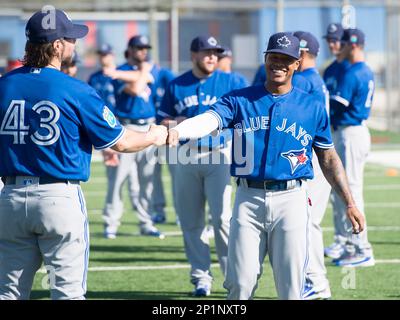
[293,31,332,300]
[157,35,246,297]
[101,35,166,239]
[329,28,375,268]
[167,32,364,300]
[0,9,167,300]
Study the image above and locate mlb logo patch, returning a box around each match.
[30,68,42,74]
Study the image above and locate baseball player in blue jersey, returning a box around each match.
[322,24,355,260]
[101,35,165,239]
[0,9,167,300]
[293,31,332,299]
[167,32,364,300]
[329,28,375,267]
[157,35,246,297]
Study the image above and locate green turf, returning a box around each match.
[30,159,400,300]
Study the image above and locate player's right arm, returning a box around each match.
[112,124,167,152]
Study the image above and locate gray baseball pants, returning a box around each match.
[174,144,232,286]
[224,180,310,300]
[0,177,89,300]
[103,123,156,233]
[332,125,372,252]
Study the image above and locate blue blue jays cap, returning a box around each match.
[323,23,344,41]
[190,35,224,53]
[97,43,113,55]
[128,35,152,48]
[25,9,88,43]
[264,32,300,60]
[294,31,320,56]
[341,28,365,45]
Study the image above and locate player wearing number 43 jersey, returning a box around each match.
[0,9,167,300]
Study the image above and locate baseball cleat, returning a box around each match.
[104,232,117,239]
[324,241,346,259]
[303,284,331,300]
[140,228,165,239]
[333,254,375,267]
[192,283,211,297]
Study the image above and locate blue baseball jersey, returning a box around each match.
[0,66,124,181]
[157,69,246,148]
[323,59,350,94]
[113,63,156,120]
[330,62,374,127]
[230,71,249,88]
[295,67,329,109]
[207,85,333,181]
[88,70,116,111]
[151,66,175,109]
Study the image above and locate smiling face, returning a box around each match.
[265,53,300,87]
[191,49,219,76]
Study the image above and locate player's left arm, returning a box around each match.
[314,147,364,234]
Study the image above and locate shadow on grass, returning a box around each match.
[90,245,186,254]
[89,257,189,263]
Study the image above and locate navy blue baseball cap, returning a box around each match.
[294,31,320,56]
[25,9,88,43]
[190,35,224,53]
[97,43,113,55]
[323,23,344,41]
[128,35,152,48]
[341,28,365,45]
[264,32,300,60]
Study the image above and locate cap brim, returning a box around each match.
[264,49,299,60]
[323,35,340,41]
[65,24,89,39]
[196,46,225,53]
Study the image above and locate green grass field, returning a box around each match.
[30,159,400,300]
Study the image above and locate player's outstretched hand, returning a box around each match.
[346,206,365,234]
[167,129,179,147]
[147,124,168,146]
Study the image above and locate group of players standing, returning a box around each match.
[0,8,374,300]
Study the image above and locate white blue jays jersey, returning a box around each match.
[207,85,333,181]
[157,69,245,148]
[330,62,374,127]
[113,63,156,120]
[88,70,116,111]
[0,66,124,181]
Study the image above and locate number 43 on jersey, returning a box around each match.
[0,100,60,146]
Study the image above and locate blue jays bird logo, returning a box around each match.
[281,148,309,174]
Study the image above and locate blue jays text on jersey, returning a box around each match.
[88,70,116,111]
[157,69,245,148]
[0,66,124,181]
[330,61,374,127]
[206,85,333,181]
[113,63,157,120]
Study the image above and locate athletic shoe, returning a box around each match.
[324,241,346,259]
[104,225,117,239]
[333,252,375,267]
[303,283,331,300]
[140,228,165,239]
[192,282,211,297]
[151,214,166,224]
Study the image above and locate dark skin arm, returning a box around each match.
[314,146,365,234]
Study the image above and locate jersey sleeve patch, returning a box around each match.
[103,106,117,128]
